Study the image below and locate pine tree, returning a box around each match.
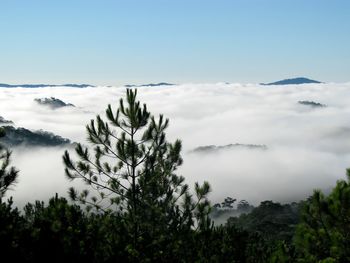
[294,171,350,262]
[63,89,211,259]
[0,127,19,200]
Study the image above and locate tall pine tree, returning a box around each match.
[63,89,212,260]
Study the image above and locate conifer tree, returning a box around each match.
[0,127,19,199]
[294,171,350,262]
[63,89,211,257]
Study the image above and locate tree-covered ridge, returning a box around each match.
[227,200,300,243]
[298,100,327,108]
[0,125,71,147]
[190,143,267,154]
[34,97,75,109]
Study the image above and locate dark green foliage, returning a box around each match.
[188,225,271,263]
[0,195,102,262]
[21,195,95,262]
[0,197,24,261]
[294,172,350,262]
[222,200,301,262]
[227,200,300,243]
[0,164,349,262]
[211,198,254,226]
[237,199,255,213]
[0,195,275,262]
[268,241,297,263]
[0,127,19,199]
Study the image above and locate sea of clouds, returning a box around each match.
[1,82,350,207]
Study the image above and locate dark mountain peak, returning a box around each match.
[34,97,75,109]
[261,77,322,86]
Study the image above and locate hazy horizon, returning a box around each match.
[0,77,349,87]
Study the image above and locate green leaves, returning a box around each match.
[294,175,350,261]
[0,128,19,199]
[68,187,78,201]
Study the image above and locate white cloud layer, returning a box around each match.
[1,82,350,206]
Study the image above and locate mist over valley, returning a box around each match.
[1,81,350,207]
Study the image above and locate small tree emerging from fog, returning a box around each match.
[0,127,19,199]
[63,89,211,254]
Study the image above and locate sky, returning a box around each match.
[0,0,350,85]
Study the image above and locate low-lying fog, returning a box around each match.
[1,82,350,207]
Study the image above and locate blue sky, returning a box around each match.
[0,0,349,85]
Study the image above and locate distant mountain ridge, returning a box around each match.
[298,100,326,108]
[190,143,268,154]
[1,79,325,88]
[0,116,73,147]
[125,82,175,87]
[261,77,322,86]
[0,83,94,88]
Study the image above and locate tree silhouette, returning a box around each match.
[0,127,19,199]
[63,89,211,258]
[221,197,236,209]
